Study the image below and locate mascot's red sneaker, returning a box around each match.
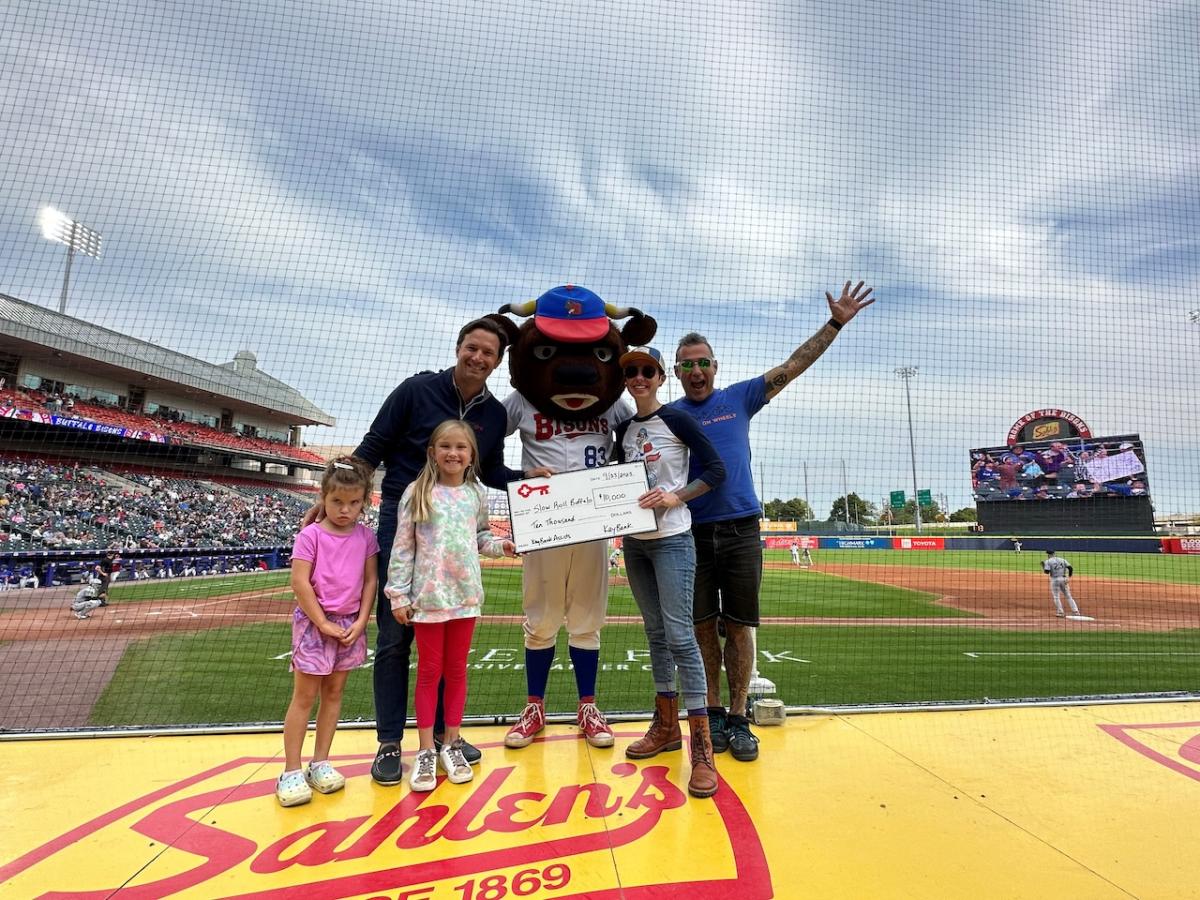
[578,699,615,748]
[505,699,546,748]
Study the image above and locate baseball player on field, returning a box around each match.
[1042,549,1081,617]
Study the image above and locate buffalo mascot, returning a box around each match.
[487,284,656,748]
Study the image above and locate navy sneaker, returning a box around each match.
[708,706,730,754]
[726,714,760,762]
[435,733,482,766]
[370,742,403,785]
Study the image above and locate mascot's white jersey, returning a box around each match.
[504,394,633,473]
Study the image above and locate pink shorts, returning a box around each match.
[290,608,367,676]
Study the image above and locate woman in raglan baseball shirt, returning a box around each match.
[612,346,726,798]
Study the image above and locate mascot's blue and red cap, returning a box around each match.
[483,284,657,422]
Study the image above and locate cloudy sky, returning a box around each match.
[2,0,1198,515]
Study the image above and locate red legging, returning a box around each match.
[413,618,477,729]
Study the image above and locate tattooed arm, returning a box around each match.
[763,280,875,401]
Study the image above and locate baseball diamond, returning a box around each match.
[3,553,1198,730]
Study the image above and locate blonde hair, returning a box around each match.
[407,420,482,522]
[320,455,373,506]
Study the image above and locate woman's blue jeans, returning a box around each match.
[622,532,707,711]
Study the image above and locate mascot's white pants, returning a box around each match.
[521,541,608,650]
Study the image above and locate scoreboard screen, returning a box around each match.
[969,434,1149,503]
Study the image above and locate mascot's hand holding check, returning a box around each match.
[487,285,656,750]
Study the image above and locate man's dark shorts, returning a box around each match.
[691,514,762,627]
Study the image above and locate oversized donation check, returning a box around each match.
[507,462,658,553]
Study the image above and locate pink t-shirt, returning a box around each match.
[291,522,380,616]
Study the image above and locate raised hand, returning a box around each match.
[826,280,876,325]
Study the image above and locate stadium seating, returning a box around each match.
[0,455,369,553]
[0,387,325,464]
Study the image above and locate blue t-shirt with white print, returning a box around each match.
[670,377,768,525]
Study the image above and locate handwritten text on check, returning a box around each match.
[507,463,657,553]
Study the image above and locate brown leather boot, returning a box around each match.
[687,714,718,798]
[625,694,682,759]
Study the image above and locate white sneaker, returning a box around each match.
[276,769,312,807]
[439,740,474,784]
[305,760,346,794]
[409,749,438,792]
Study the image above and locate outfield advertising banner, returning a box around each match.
[760,521,801,532]
[893,537,945,550]
[764,536,818,549]
[819,537,892,550]
[1162,537,1200,555]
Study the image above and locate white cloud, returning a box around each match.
[2,0,1197,511]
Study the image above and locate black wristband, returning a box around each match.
[827,317,844,332]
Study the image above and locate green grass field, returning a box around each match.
[765,549,1200,585]
[89,620,1200,726]
[105,571,293,603]
[105,565,965,619]
[83,553,1200,727]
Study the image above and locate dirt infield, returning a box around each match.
[810,564,1200,632]
[0,586,297,730]
[0,585,295,642]
[3,564,1198,646]
[3,564,1197,730]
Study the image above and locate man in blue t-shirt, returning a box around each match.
[670,280,875,762]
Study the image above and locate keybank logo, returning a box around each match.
[0,735,772,899]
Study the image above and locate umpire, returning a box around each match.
[96,549,118,607]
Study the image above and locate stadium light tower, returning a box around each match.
[37,206,103,315]
[840,458,850,526]
[803,459,810,523]
[895,366,922,534]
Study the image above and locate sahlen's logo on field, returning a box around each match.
[1100,719,1200,783]
[0,734,772,898]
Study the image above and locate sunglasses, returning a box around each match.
[676,358,713,371]
[624,365,660,380]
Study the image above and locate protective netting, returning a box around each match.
[1,1,1198,733]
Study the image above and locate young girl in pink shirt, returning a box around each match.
[386,420,516,792]
[277,457,378,807]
